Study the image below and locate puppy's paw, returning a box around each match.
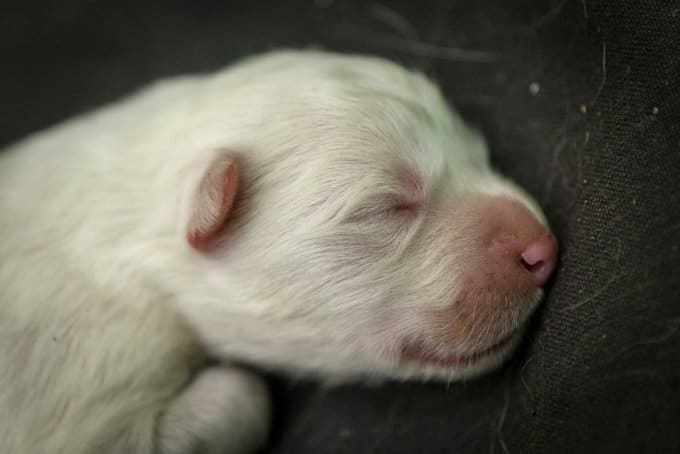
[157,366,270,454]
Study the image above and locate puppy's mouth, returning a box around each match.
[400,329,520,369]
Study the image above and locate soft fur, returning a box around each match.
[0,51,555,453]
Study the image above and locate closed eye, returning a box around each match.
[344,197,422,224]
[390,201,422,219]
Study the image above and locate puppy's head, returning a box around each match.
[175,53,557,382]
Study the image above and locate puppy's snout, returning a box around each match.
[475,196,558,290]
[520,232,558,287]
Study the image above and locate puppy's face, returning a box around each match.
[180,55,557,382]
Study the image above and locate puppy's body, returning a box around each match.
[0,51,556,453]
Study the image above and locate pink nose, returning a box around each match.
[470,197,559,290]
[520,232,558,287]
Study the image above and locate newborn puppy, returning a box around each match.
[0,51,557,453]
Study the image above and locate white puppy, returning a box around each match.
[0,51,557,453]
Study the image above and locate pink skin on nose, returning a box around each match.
[520,233,558,287]
[470,196,558,292]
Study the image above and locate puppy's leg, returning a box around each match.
[157,366,270,454]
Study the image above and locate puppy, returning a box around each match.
[0,51,557,453]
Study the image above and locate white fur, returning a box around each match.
[0,50,549,453]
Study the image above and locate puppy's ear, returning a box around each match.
[187,151,240,251]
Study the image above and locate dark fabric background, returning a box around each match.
[2,1,679,452]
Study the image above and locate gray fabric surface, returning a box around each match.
[2,1,678,452]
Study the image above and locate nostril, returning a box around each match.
[520,233,558,287]
[520,257,546,274]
